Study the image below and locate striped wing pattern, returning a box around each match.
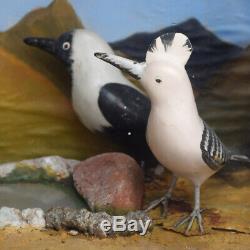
[200,122,229,171]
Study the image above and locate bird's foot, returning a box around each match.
[144,193,171,217]
[174,208,205,235]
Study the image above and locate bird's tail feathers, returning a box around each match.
[228,154,250,167]
[146,33,193,66]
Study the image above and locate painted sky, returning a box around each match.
[0,0,249,46]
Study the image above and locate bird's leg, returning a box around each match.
[174,184,204,235]
[144,175,177,217]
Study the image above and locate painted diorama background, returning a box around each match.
[0,0,250,164]
[2,1,250,247]
[1,0,249,44]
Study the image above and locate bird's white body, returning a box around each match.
[133,34,217,186]
[71,30,141,132]
[146,71,214,185]
[95,33,215,185]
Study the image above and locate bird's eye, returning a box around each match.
[155,78,162,84]
[62,42,71,51]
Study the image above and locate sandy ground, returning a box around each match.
[1,169,250,250]
[0,227,250,250]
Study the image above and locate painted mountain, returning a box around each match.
[111,18,243,89]
[197,46,250,153]
[111,18,250,153]
[0,0,119,163]
[0,0,83,97]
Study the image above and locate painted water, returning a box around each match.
[0,182,87,210]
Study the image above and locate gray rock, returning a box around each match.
[0,156,80,181]
[45,207,152,237]
[22,208,45,228]
[0,207,26,228]
[0,207,46,229]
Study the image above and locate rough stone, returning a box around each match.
[22,208,46,228]
[0,207,46,229]
[0,156,80,181]
[45,207,152,237]
[73,153,144,214]
[0,207,26,228]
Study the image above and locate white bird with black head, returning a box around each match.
[24,29,156,168]
[95,32,250,235]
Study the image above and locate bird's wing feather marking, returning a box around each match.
[200,122,229,171]
[98,83,150,134]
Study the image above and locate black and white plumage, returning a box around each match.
[95,32,250,235]
[98,83,150,131]
[200,122,250,171]
[200,122,228,171]
[24,29,156,168]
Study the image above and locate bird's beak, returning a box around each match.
[94,52,145,80]
[23,37,56,55]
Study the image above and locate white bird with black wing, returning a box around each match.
[95,32,250,235]
[23,29,157,169]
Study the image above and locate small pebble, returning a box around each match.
[68,230,79,236]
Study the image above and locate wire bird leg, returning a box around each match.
[174,184,204,235]
[144,175,177,217]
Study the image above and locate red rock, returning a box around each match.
[73,152,144,214]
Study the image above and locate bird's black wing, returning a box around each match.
[200,122,229,171]
[98,83,156,170]
[98,83,150,134]
[200,121,250,170]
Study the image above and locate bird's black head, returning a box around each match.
[24,31,74,66]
